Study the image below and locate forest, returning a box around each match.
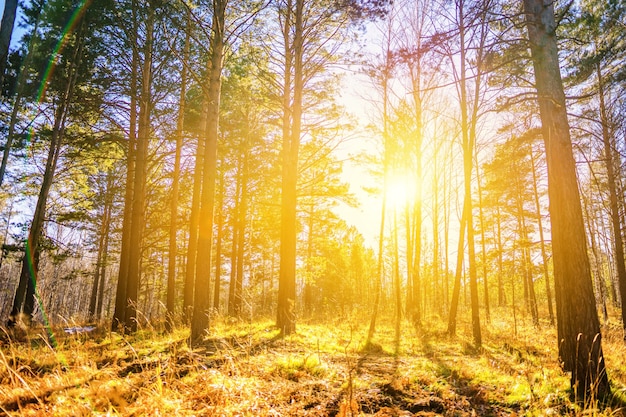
[1,0,626,415]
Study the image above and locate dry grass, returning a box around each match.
[0,310,625,416]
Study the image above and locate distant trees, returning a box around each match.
[269,0,388,335]
[567,0,626,337]
[482,134,544,326]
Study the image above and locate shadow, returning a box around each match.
[194,324,281,357]
[0,373,99,413]
[428,351,521,417]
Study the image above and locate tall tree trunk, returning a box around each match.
[95,179,113,321]
[0,0,18,88]
[190,0,226,344]
[407,62,423,328]
[447,196,467,336]
[183,132,204,323]
[518,197,539,326]
[112,0,139,331]
[583,188,609,323]
[495,207,505,306]
[367,30,393,344]
[523,0,609,399]
[213,169,225,313]
[476,164,490,322]
[89,174,113,321]
[457,0,481,347]
[234,148,248,317]
[596,62,626,337]
[393,210,402,353]
[228,161,242,316]
[529,143,554,324]
[124,5,154,332]
[277,0,303,336]
[165,15,190,332]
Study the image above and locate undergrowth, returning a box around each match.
[0,310,625,416]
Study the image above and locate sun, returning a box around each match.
[385,173,416,210]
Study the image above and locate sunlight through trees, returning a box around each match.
[0,0,625,406]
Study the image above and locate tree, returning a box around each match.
[165,8,190,333]
[112,0,140,331]
[567,0,626,337]
[440,0,496,347]
[394,0,439,327]
[8,0,104,327]
[528,140,554,325]
[523,0,609,399]
[88,170,115,321]
[365,10,394,344]
[190,0,228,344]
[0,0,18,88]
[270,0,389,336]
[0,1,45,189]
[123,0,154,333]
[275,0,303,336]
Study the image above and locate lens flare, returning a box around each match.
[23,0,93,347]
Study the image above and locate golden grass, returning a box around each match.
[0,310,625,416]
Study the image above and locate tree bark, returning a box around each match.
[124,5,154,333]
[529,143,554,324]
[495,207,505,306]
[234,148,249,317]
[213,169,225,313]
[0,0,18,88]
[596,62,626,337]
[523,0,609,399]
[89,173,114,321]
[228,161,242,316]
[112,0,139,331]
[277,0,303,336]
[165,13,189,332]
[457,0,481,347]
[95,182,112,321]
[582,187,609,323]
[447,195,467,336]
[476,165,490,322]
[183,131,204,323]
[190,0,226,344]
[393,210,402,353]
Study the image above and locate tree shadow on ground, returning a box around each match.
[417,331,521,417]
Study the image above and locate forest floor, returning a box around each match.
[1,310,626,416]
